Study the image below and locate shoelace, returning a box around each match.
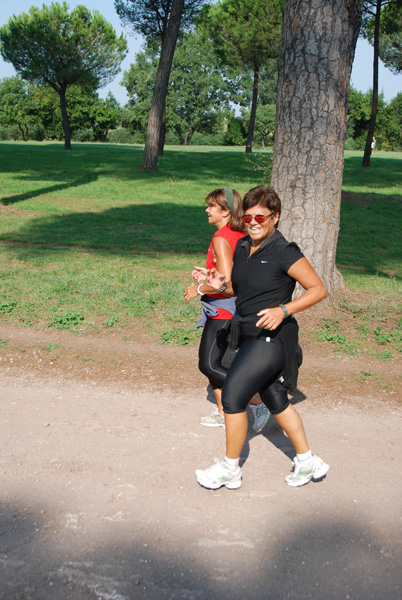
[255,405,266,418]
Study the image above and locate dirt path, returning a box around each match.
[0,326,401,599]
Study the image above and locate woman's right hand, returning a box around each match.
[207,268,226,291]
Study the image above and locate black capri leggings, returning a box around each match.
[222,336,290,416]
[198,317,231,390]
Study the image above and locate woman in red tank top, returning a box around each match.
[184,189,269,432]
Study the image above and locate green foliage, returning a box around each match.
[254,104,276,147]
[122,32,231,144]
[0,77,39,140]
[0,299,17,314]
[91,93,122,142]
[0,2,127,148]
[0,3,128,89]
[358,370,387,387]
[108,128,134,144]
[383,93,402,149]
[378,0,402,73]
[199,0,283,151]
[363,0,402,74]
[166,32,231,144]
[160,326,201,346]
[224,117,247,145]
[245,151,273,184]
[72,129,95,143]
[315,291,402,360]
[0,78,123,143]
[200,0,283,70]
[114,0,206,39]
[316,318,357,355]
[346,86,402,150]
[190,132,226,146]
[104,316,119,327]
[48,310,84,330]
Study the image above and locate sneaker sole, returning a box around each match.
[285,463,330,487]
[199,422,225,428]
[195,472,242,490]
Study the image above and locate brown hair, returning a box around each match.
[205,188,244,232]
[243,185,281,229]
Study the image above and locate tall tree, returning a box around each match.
[123,32,230,144]
[361,0,402,165]
[167,32,230,144]
[0,2,127,150]
[271,0,364,296]
[141,0,184,167]
[115,0,205,168]
[200,0,283,154]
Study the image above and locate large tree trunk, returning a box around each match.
[271,0,364,297]
[245,64,260,154]
[141,0,184,170]
[363,0,382,166]
[58,85,72,151]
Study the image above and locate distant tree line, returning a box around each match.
[1,71,401,151]
[0,0,401,153]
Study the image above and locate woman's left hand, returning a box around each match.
[184,284,199,303]
[256,307,285,330]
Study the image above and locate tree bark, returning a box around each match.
[58,85,72,151]
[141,0,184,170]
[245,64,260,154]
[271,0,364,297]
[184,125,197,145]
[363,0,382,166]
[158,104,166,156]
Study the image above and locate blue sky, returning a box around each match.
[0,0,401,106]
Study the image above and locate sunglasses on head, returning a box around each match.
[241,212,275,224]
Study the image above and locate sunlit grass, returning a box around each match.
[0,142,401,341]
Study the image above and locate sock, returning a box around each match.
[224,456,239,468]
[297,450,312,462]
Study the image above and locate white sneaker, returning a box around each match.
[195,458,242,490]
[285,454,330,487]
[200,410,225,428]
[249,403,270,433]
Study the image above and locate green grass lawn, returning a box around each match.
[0,142,401,356]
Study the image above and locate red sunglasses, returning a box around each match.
[241,212,275,224]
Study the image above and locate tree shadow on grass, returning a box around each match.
[0,142,260,199]
[1,173,100,205]
[2,194,401,280]
[338,190,402,280]
[0,203,212,256]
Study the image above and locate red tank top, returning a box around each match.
[205,225,245,318]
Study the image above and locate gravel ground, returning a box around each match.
[1,352,401,600]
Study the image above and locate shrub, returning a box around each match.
[344,137,355,150]
[224,117,247,146]
[108,128,133,144]
[164,131,180,145]
[72,128,94,142]
[190,132,226,146]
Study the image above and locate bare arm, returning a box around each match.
[256,257,327,330]
[184,237,234,302]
